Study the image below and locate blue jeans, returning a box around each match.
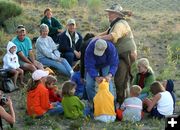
[62,52,74,66]
[85,66,115,102]
[38,57,73,77]
[47,102,64,116]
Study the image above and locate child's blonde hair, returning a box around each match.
[150,81,165,95]
[130,85,142,97]
[62,81,76,96]
[137,58,153,73]
[45,75,57,86]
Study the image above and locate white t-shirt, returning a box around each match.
[157,91,174,115]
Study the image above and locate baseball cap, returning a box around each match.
[94,39,107,56]
[16,25,26,32]
[32,70,49,81]
[67,19,76,25]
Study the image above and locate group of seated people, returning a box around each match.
[0,6,176,128]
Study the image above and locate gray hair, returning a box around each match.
[40,23,49,33]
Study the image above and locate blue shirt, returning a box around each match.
[12,36,32,58]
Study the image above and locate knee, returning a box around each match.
[14,70,19,75]
[20,69,24,74]
[29,65,37,72]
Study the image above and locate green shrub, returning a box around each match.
[99,17,109,32]
[59,0,78,9]
[157,45,177,80]
[4,15,38,34]
[169,38,180,61]
[0,1,22,26]
[87,0,102,12]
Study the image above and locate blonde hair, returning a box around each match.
[137,58,153,73]
[130,85,142,97]
[150,81,165,95]
[62,81,76,96]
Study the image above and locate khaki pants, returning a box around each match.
[114,51,135,104]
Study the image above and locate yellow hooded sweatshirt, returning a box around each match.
[93,79,116,117]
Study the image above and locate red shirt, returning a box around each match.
[138,73,146,89]
[48,87,62,102]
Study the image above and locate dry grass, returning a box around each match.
[0,0,180,129]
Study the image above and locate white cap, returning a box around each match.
[94,39,107,56]
[67,19,76,25]
[32,70,49,81]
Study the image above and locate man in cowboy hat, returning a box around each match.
[97,3,137,105]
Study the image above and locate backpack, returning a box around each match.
[0,69,18,93]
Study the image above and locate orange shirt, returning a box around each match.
[27,82,53,116]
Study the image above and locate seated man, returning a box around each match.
[12,25,44,72]
[58,19,82,66]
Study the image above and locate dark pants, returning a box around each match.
[151,107,165,118]
[62,52,74,66]
[114,51,134,104]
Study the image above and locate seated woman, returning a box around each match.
[133,58,155,100]
[26,70,63,117]
[41,8,63,42]
[35,23,73,77]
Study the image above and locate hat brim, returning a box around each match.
[105,9,125,16]
[17,28,26,32]
[67,23,75,25]
[94,49,105,56]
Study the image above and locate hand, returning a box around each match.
[80,78,86,84]
[105,73,112,82]
[6,97,12,106]
[74,50,81,59]
[57,29,63,33]
[95,76,104,84]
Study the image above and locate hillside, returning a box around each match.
[0,0,180,129]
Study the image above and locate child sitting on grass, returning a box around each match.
[162,79,176,112]
[61,81,90,119]
[94,79,116,123]
[144,81,174,118]
[3,41,25,88]
[45,75,62,102]
[116,85,143,122]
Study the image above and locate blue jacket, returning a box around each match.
[71,71,85,95]
[85,39,119,79]
[58,30,82,53]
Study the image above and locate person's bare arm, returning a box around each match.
[147,94,161,112]
[29,50,36,64]
[0,97,15,124]
[17,51,32,64]
[98,29,108,36]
